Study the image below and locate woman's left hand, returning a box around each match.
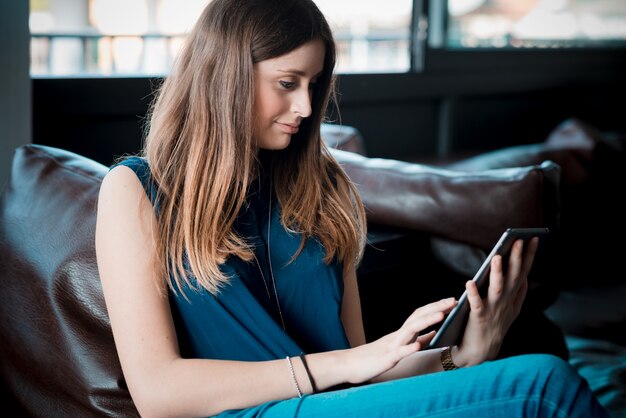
[455,237,539,367]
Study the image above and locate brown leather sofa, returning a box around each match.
[0,130,595,416]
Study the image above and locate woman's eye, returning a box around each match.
[279,80,296,89]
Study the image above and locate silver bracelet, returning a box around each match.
[286,356,303,398]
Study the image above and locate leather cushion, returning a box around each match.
[0,144,138,417]
[330,147,560,252]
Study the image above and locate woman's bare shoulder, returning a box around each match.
[98,164,152,210]
[96,164,156,250]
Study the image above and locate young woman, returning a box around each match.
[95,0,608,416]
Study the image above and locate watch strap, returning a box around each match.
[440,346,460,371]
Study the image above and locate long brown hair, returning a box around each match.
[143,0,366,295]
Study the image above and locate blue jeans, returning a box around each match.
[219,354,608,417]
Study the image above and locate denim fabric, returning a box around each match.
[220,354,608,418]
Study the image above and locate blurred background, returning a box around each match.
[28,0,626,76]
[2,0,626,181]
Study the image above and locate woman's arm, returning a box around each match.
[340,268,367,347]
[458,237,537,365]
[96,166,332,417]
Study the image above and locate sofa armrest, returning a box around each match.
[0,144,138,417]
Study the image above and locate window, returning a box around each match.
[29,0,412,76]
[29,0,626,77]
[314,0,412,73]
[30,0,207,76]
[432,0,626,49]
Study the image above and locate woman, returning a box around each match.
[95,0,608,416]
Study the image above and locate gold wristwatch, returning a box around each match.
[440,346,459,371]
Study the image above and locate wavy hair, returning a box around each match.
[143,0,366,295]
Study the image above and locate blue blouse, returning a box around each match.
[115,157,350,364]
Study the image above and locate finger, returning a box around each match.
[415,330,436,346]
[487,254,504,300]
[506,239,525,281]
[415,297,457,316]
[399,311,445,344]
[504,239,529,297]
[395,341,421,360]
[520,236,539,278]
[382,338,422,367]
[512,275,528,312]
[404,298,456,324]
[466,280,484,315]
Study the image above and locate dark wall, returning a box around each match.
[33,49,626,167]
[1,1,30,188]
[334,49,626,160]
[33,78,154,165]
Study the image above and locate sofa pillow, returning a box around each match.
[0,144,138,417]
[330,148,560,252]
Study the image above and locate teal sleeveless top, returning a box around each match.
[114,156,350,363]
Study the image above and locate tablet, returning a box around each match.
[428,227,549,349]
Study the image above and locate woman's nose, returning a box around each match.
[291,88,312,118]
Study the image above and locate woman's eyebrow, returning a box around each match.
[277,69,324,78]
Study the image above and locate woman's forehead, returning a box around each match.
[255,40,325,77]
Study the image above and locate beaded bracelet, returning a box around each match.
[286,356,303,398]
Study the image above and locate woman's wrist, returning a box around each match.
[339,347,363,385]
[451,345,481,368]
[304,349,351,391]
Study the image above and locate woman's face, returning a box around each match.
[252,39,325,150]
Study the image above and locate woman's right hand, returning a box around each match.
[455,237,538,367]
[341,297,457,384]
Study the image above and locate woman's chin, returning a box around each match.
[257,136,292,151]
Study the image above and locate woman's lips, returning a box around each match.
[276,122,300,134]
